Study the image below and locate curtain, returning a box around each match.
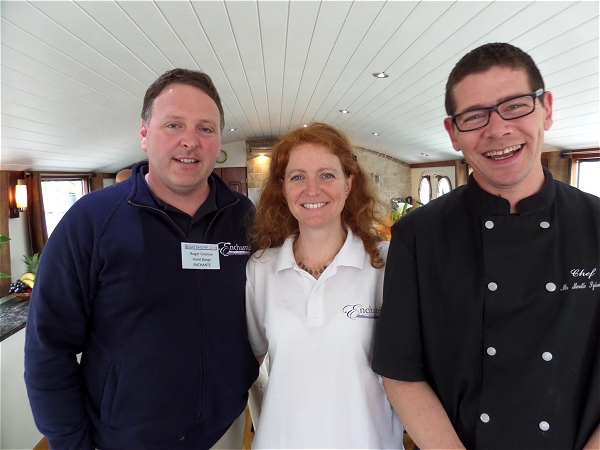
[27,172,48,256]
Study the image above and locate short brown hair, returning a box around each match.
[250,122,387,268]
[445,42,545,116]
[141,68,225,130]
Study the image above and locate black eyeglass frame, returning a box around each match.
[451,88,545,132]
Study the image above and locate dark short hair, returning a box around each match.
[141,68,225,130]
[445,43,545,116]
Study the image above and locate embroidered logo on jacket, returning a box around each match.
[218,242,251,257]
[560,267,599,291]
[343,304,381,319]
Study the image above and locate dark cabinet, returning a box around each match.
[213,167,248,196]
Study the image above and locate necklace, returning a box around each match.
[293,234,342,279]
[297,261,328,276]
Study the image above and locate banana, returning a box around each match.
[20,272,35,282]
[22,279,34,289]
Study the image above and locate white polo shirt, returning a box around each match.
[246,230,404,449]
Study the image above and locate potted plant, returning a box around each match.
[0,235,10,279]
[376,200,423,241]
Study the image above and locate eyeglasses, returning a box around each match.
[451,88,544,132]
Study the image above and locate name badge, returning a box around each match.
[181,243,220,270]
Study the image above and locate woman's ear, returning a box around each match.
[280,178,287,203]
[345,174,353,197]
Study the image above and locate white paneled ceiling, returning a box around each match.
[1,0,598,173]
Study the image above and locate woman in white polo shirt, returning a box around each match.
[246,122,404,449]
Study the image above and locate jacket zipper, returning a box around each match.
[128,198,240,241]
[128,201,189,241]
[128,196,241,433]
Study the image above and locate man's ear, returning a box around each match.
[140,120,148,153]
[542,91,553,131]
[443,117,461,152]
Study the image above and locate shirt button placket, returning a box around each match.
[481,218,498,439]
[536,216,554,440]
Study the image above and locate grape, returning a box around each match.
[8,280,27,294]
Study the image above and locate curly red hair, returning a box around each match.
[250,123,386,268]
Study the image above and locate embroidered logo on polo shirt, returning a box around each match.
[218,242,251,257]
[343,304,381,319]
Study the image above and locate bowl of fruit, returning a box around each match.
[8,253,39,300]
[9,280,32,299]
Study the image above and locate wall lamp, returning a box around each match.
[9,174,28,219]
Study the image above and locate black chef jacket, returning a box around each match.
[373,169,600,449]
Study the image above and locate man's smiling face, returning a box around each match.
[140,83,222,200]
[444,66,553,198]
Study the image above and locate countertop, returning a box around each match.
[0,296,29,342]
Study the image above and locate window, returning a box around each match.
[42,179,86,236]
[436,176,452,197]
[419,176,431,205]
[576,158,600,197]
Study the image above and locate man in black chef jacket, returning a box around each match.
[372,42,599,449]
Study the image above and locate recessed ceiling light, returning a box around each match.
[372,132,380,136]
[372,72,389,78]
[303,123,308,127]
[421,153,429,157]
[339,109,350,114]
[229,128,236,132]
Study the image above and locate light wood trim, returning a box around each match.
[33,436,49,450]
[242,404,254,450]
[410,160,459,169]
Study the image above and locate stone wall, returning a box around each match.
[247,156,270,190]
[246,147,411,211]
[354,146,411,210]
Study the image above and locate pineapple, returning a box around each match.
[22,253,40,275]
[20,253,40,288]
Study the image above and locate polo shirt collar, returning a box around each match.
[466,167,555,216]
[274,228,365,274]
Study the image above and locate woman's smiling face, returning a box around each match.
[283,142,352,232]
